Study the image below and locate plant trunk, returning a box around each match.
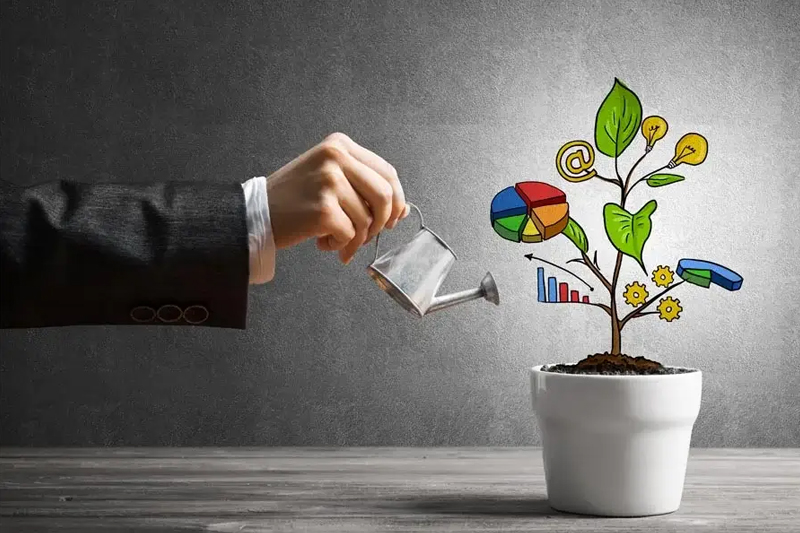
[609,251,624,355]
[610,303,622,355]
[611,319,621,354]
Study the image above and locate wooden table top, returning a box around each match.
[1,448,798,532]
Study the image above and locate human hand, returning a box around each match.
[266,133,410,264]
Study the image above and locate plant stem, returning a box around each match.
[628,311,660,319]
[570,254,612,317]
[614,153,623,186]
[626,164,669,199]
[609,252,624,354]
[623,151,649,196]
[587,302,612,316]
[596,174,623,187]
[619,280,685,329]
[607,147,657,354]
[580,251,612,291]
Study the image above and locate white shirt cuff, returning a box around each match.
[242,176,276,284]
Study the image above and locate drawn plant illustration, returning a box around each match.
[490,78,742,369]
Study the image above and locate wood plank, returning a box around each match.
[1,448,798,532]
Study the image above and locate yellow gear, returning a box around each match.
[652,265,675,288]
[657,297,682,322]
[623,282,649,307]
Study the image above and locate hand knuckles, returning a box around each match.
[325,132,351,145]
[318,142,346,163]
[356,216,372,233]
[319,167,342,188]
[318,199,337,220]
[379,183,393,204]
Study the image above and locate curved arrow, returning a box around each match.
[524,254,594,291]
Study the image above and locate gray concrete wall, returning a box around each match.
[2,0,798,446]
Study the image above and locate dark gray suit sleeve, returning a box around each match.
[0,179,250,329]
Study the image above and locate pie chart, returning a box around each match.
[676,259,743,291]
[490,181,569,243]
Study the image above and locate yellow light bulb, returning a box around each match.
[641,116,668,152]
[669,133,708,168]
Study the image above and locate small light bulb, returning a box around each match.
[669,133,707,168]
[641,116,668,153]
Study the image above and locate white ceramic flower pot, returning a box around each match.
[530,364,702,517]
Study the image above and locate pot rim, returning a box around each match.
[531,364,701,380]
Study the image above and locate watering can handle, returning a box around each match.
[372,202,425,263]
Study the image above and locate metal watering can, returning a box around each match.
[367,203,500,317]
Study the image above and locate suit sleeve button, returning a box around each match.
[183,305,209,325]
[156,304,183,323]
[130,306,156,323]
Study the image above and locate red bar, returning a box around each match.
[558,282,568,302]
[570,290,579,302]
[582,295,589,303]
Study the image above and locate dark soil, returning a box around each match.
[542,353,695,375]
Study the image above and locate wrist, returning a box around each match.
[243,176,276,284]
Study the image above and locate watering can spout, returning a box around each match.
[426,272,500,314]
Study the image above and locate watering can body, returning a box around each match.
[367,203,499,317]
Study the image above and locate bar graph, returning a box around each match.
[536,267,591,304]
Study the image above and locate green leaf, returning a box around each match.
[594,78,643,158]
[647,174,685,187]
[562,218,588,254]
[603,200,657,272]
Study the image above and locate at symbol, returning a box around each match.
[557,140,597,183]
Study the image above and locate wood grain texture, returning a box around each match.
[1,448,798,532]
